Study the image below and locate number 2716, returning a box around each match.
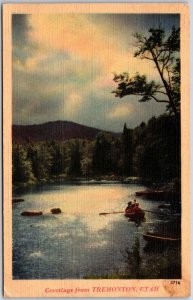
[170,281,180,285]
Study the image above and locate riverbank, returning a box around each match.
[13,175,141,191]
[13,175,181,212]
[13,174,179,188]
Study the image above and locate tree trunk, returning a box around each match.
[150,48,178,117]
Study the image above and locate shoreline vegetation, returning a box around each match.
[12,114,180,189]
[13,174,180,203]
[12,114,181,214]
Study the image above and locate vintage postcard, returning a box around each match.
[3,3,190,298]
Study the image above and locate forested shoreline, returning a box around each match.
[12,113,180,188]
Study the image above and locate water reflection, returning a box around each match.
[125,237,141,279]
[13,183,180,279]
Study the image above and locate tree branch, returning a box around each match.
[141,55,154,61]
[113,27,180,116]
[156,90,168,96]
[119,90,170,104]
[150,95,170,103]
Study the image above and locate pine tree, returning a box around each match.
[13,144,35,184]
[69,140,81,176]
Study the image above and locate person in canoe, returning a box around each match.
[133,203,142,214]
[125,200,138,214]
[125,201,133,214]
[131,199,138,209]
[125,200,144,219]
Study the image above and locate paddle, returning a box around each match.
[99,209,167,216]
[99,211,125,215]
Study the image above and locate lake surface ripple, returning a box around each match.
[12,183,175,279]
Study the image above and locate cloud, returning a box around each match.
[12,14,179,130]
[28,14,157,78]
[64,93,83,119]
[12,14,39,68]
[12,14,30,46]
[109,103,134,119]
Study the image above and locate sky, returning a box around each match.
[12,13,179,131]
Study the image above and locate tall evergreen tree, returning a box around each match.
[13,144,35,184]
[50,142,66,175]
[93,133,113,175]
[69,140,81,176]
[122,124,133,176]
[27,143,52,181]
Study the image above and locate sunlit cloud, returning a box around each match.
[64,93,83,119]
[12,13,179,130]
[109,103,134,119]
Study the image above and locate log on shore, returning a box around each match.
[51,208,62,214]
[21,211,43,216]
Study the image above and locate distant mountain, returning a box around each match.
[12,121,120,143]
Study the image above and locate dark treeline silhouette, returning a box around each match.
[12,114,180,186]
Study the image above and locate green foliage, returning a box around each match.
[93,132,122,175]
[93,132,111,174]
[80,141,94,177]
[113,73,161,102]
[68,140,81,176]
[50,142,66,175]
[12,144,35,184]
[27,143,52,181]
[12,114,180,185]
[132,114,180,181]
[112,26,180,116]
[13,139,95,184]
[122,124,133,176]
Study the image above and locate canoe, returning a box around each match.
[158,203,171,209]
[12,198,25,203]
[125,211,145,221]
[135,190,180,201]
[21,211,43,216]
[143,232,181,243]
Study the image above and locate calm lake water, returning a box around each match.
[12,182,179,279]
